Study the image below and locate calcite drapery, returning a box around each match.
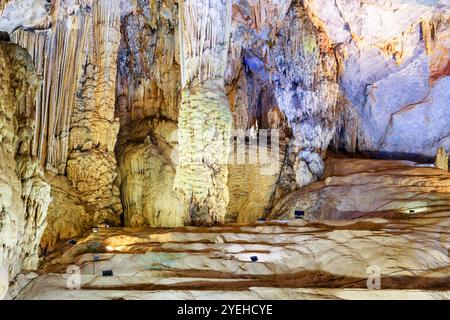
[67,0,122,226]
[116,119,184,227]
[10,0,123,244]
[174,0,233,225]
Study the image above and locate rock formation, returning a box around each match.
[16,212,450,299]
[435,147,449,171]
[303,0,450,158]
[115,0,183,228]
[173,0,233,226]
[269,3,339,187]
[0,0,449,300]
[270,157,450,220]
[11,0,123,248]
[0,40,51,299]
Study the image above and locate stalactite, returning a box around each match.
[116,0,180,124]
[9,1,123,246]
[12,12,90,173]
[64,0,122,227]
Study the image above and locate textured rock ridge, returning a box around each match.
[174,0,233,225]
[15,213,450,299]
[270,157,450,221]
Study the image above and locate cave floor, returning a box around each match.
[15,214,450,300]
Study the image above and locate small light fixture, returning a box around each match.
[102,270,113,277]
[250,256,259,262]
[93,227,99,234]
[105,245,114,252]
[295,210,305,219]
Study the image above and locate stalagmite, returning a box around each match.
[174,0,233,225]
[435,147,448,171]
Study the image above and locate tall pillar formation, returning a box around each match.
[174,0,233,226]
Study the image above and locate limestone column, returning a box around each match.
[174,0,233,226]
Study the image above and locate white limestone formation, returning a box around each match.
[174,0,233,225]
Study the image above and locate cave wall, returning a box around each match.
[10,0,123,248]
[0,41,51,299]
[304,0,450,158]
[0,1,448,285]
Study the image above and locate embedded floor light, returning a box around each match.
[102,270,113,276]
[295,210,305,219]
[250,256,259,262]
[93,227,99,234]
[105,245,114,252]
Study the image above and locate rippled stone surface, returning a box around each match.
[15,211,450,299]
